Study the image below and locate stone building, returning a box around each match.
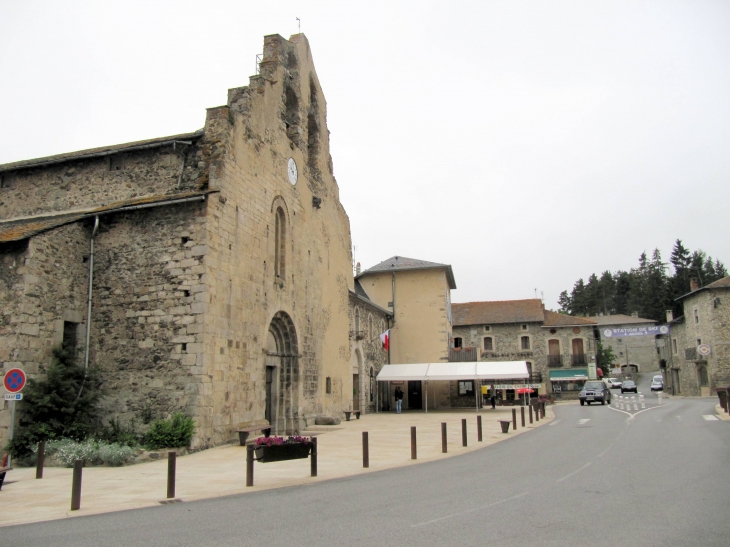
[348,280,391,413]
[451,299,597,399]
[355,256,456,411]
[664,276,730,396]
[588,313,659,374]
[0,33,355,448]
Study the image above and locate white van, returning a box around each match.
[651,374,663,392]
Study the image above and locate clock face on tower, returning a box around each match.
[287,158,298,185]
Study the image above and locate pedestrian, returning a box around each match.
[490,394,496,409]
[394,386,403,414]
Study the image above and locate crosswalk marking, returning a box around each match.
[578,419,590,425]
[702,415,719,421]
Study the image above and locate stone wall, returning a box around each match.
[348,293,389,413]
[0,223,90,444]
[672,288,730,396]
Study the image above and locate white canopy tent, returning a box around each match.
[376,361,529,412]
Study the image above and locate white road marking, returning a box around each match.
[578,419,590,425]
[702,415,719,421]
[556,461,592,483]
[548,419,561,426]
[411,492,529,527]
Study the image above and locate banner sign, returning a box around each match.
[602,325,670,338]
[493,384,542,390]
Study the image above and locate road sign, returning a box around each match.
[3,368,26,393]
[3,393,22,401]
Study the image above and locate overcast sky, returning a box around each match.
[2,1,728,308]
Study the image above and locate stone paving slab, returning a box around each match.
[0,406,552,527]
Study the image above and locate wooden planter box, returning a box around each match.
[254,443,311,463]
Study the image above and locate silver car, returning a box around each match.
[651,375,663,391]
[580,381,612,406]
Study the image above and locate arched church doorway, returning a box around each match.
[266,311,299,434]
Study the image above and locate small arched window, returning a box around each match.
[274,207,286,278]
[355,308,361,334]
[698,366,709,386]
[368,315,373,339]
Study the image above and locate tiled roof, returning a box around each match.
[542,310,597,327]
[357,256,456,289]
[0,130,204,173]
[675,275,730,301]
[0,190,214,243]
[587,314,656,326]
[452,299,545,326]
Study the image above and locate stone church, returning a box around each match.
[0,34,361,449]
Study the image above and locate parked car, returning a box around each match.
[580,381,612,406]
[621,380,637,393]
[651,375,664,391]
[606,378,622,389]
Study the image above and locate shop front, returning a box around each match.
[549,369,588,399]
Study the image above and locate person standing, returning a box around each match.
[394,386,404,414]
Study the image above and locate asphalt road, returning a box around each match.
[5,378,729,547]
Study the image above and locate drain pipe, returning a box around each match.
[83,216,100,370]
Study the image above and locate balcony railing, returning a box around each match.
[449,347,477,362]
[547,355,563,367]
[571,354,587,366]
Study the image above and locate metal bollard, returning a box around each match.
[246,444,254,487]
[167,451,176,499]
[70,459,83,511]
[512,408,517,430]
[541,402,546,419]
[631,396,637,411]
[619,396,623,410]
[639,394,645,409]
[362,432,369,468]
[462,419,467,447]
[411,427,417,460]
[441,422,448,453]
[658,392,663,406]
[36,441,45,479]
[529,404,533,424]
[521,406,525,428]
[310,437,318,477]
[535,405,540,422]
[477,415,483,442]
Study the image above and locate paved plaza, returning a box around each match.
[0,405,552,527]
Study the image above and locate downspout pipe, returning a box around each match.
[83,215,99,370]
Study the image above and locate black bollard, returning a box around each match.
[541,402,546,419]
[477,415,483,442]
[310,437,318,477]
[70,459,83,511]
[512,408,517,430]
[461,418,467,447]
[411,427,417,460]
[362,432,369,468]
[535,404,540,422]
[441,422,447,453]
[246,445,254,487]
[521,406,525,428]
[167,451,176,499]
[36,441,45,479]
[529,404,533,424]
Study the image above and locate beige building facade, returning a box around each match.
[0,34,355,448]
[355,256,456,410]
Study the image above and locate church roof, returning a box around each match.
[357,256,456,289]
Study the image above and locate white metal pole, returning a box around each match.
[8,400,16,468]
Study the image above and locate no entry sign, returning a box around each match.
[3,368,26,393]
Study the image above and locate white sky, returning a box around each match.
[2,1,728,308]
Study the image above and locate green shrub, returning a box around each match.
[7,348,101,459]
[142,413,195,450]
[97,418,140,448]
[32,438,135,467]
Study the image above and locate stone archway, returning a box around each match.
[267,311,299,433]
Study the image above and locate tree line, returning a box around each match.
[558,239,727,323]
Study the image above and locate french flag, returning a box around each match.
[379,329,390,351]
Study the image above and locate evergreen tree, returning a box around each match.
[557,291,572,314]
[7,349,101,458]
